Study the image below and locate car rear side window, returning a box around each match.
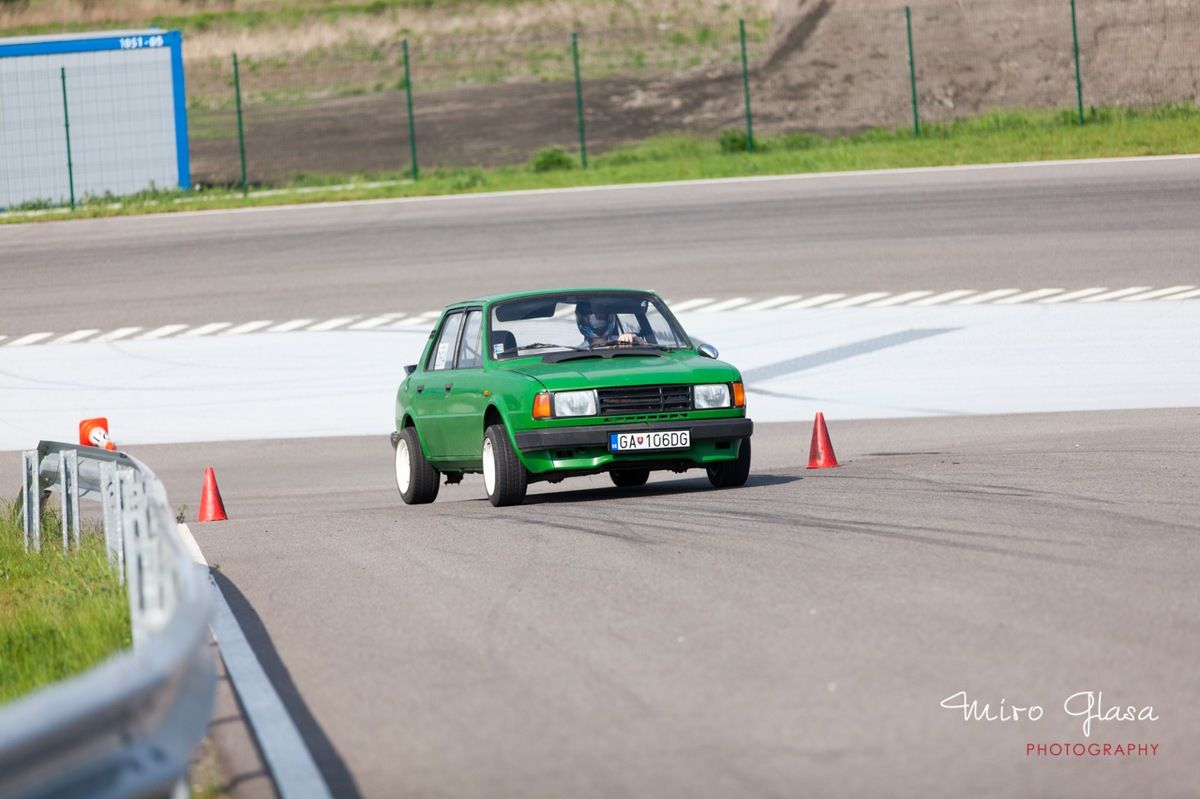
[428,311,464,371]
[456,309,483,369]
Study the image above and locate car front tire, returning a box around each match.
[395,427,440,504]
[610,469,650,488]
[707,437,751,488]
[483,424,528,506]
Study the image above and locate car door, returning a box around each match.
[442,308,488,461]
[414,310,464,458]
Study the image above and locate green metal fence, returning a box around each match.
[185,20,773,186]
[16,0,1198,192]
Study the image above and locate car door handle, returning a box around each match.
[444,383,453,391]
[415,384,424,393]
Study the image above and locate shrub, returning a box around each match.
[531,146,576,172]
[719,129,749,153]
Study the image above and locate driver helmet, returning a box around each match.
[576,301,617,341]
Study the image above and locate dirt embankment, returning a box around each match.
[191,0,1200,184]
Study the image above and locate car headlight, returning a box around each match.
[693,383,731,409]
[553,390,598,417]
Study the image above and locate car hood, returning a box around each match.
[504,350,741,391]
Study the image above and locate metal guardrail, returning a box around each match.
[0,441,216,799]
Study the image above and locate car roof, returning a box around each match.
[445,287,662,309]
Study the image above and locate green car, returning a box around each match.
[391,288,753,506]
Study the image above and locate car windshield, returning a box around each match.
[489,292,689,358]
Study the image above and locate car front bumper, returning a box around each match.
[514,417,753,452]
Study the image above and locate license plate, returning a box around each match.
[609,430,691,452]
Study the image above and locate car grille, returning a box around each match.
[597,385,692,415]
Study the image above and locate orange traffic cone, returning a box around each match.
[807,412,840,469]
[79,417,117,451]
[198,467,228,522]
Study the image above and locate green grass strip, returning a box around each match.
[5,103,1199,223]
[0,499,131,705]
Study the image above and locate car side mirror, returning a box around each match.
[404,364,417,376]
[697,344,719,359]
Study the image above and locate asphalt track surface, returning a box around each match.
[38,409,1179,798]
[3,157,1200,334]
[4,159,1198,797]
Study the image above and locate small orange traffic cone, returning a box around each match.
[198,467,228,522]
[79,417,117,451]
[807,412,840,469]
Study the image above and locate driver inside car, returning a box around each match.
[575,301,644,348]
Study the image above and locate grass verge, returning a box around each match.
[2,1,773,98]
[4,103,1199,223]
[0,498,131,705]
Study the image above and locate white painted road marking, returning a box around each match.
[740,295,802,311]
[48,329,100,345]
[1161,287,1200,301]
[381,316,423,329]
[782,293,846,309]
[995,288,1064,304]
[910,290,977,306]
[5,301,1198,449]
[867,291,934,307]
[92,326,143,342]
[306,316,359,332]
[1079,286,1153,302]
[137,324,189,340]
[824,292,891,308]
[180,322,233,337]
[223,320,275,336]
[5,287,1199,349]
[1119,285,1195,301]
[697,297,752,313]
[8,332,54,347]
[268,319,315,333]
[1039,287,1109,303]
[670,298,716,312]
[349,313,408,330]
[955,289,1022,305]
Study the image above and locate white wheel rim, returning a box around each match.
[482,437,496,496]
[395,438,412,494]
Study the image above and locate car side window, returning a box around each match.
[427,312,464,371]
[456,309,483,369]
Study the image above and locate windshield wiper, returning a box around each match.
[541,345,666,363]
[515,342,587,352]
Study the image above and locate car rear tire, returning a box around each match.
[610,469,650,488]
[707,437,751,488]
[395,427,440,504]
[483,424,528,506]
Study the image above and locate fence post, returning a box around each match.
[59,67,76,209]
[232,52,248,195]
[60,449,80,550]
[403,39,419,180]
[1070,0,1085,125]
[739,18,755,153]
[905,6,921,137]
[100,462,124,579]
[571,32,588,168]
[21,450,40,552]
